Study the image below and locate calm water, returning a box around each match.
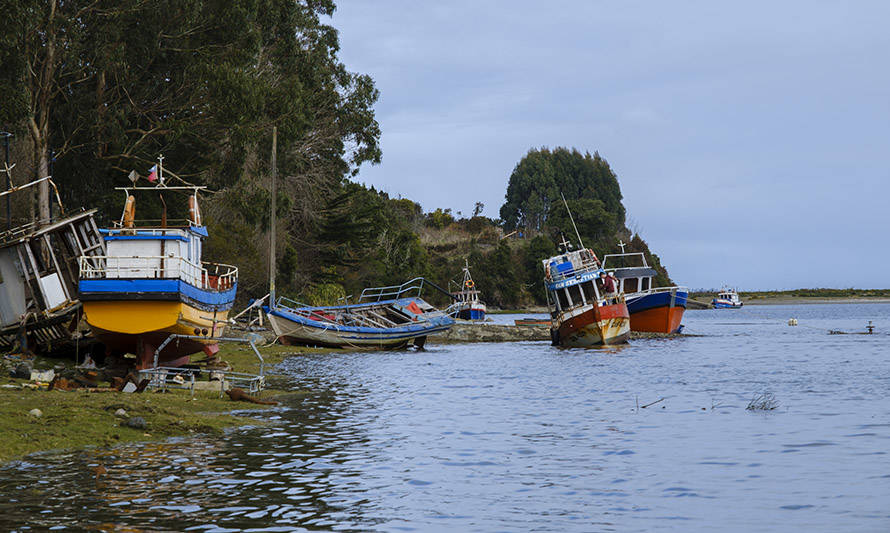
[2,304,889,532]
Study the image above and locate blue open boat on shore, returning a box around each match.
[263,278,454,349]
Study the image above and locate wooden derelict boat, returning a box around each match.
[447,260,486,320]
[602,248,687,334]
[0,174,106,356]
[542,239,630,347]
[712,288,743,309]
[263,278,454,349]
[78,161,238,368]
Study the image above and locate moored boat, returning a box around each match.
[78,161,238,368]
[543,240,630,347]
[263,278,454,349]
[602,249,687,334]
[712,288,743,309]
[448,260,486,320]
[514,317,549,326]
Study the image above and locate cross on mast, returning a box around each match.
[618,240,626,254]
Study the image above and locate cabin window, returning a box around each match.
[624,277,638,293]
[641,277,650,291]
[581,280,597,303]
[568,284,583,306]
[556,288,570,310]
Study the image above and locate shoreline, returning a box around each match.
[0,343,329,464]
[731,297,890,306]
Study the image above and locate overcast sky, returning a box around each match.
[331,1,890,290]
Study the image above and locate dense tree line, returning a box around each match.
[0,2,674,309]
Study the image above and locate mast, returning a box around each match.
[2,131,11,230]
[560,192,585,249]
[269,126,278,306]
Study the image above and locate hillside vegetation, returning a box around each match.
[1,1,675,311]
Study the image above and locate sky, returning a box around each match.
[330,1,890,290]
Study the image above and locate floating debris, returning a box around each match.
[746,392,779,411]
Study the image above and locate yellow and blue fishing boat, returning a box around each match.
[78,162,237,368]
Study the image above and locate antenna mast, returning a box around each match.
[561,192,585,249]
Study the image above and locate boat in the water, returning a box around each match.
[514,317,549,326]
[542,239,630,347]
[712,288,743,309]
[0,172,106,356]
[601,248,687,334]
[263,278,454,349]
[447,260,486,320]
[78,160,238,368]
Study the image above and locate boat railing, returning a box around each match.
[274,296,344,326]
[109,220,197,230]
[79,255,238,291]
[601,252,648,270]
[359,277,428,302]
[547,260,601,283]
[628,285,689,297]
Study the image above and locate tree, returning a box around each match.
[499,147,625,233]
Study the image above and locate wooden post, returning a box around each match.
[269,127,277,307]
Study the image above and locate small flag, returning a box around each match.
[147,164,158,182]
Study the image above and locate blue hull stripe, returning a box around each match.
[265,306,453,336]
[79,279,236,309]
[456,309,485,320]
[626,291,688,314]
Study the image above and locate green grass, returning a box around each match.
[0,342,321,463]
[0,381,274,463]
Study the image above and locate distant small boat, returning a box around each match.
[263,278,454,349]
[602,248,687,334]
[542,237,630,347]
[713,288,743,309]
[514,318,549,326]
[447,260,486,320]
[78,159,238,368]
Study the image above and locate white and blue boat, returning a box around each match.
[712,288,743,309]
[78,169,238,368]
[602,249,688,333]
[263,278,454,349]
[447,260,486,321]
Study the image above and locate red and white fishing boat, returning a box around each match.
[542,237,630,347]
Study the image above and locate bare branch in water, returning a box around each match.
[746,392,779,411]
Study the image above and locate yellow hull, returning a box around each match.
[83,300,227,337]
[83,300,228,367]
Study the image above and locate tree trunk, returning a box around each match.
[37,147,50,223]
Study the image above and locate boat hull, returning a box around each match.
[79,279,235,368]
[82,300,229,368]
[626,289,687,333]
[713,300,743,309]
[552,302,630,347]
[455,303,486,321]
[0,302,92,356]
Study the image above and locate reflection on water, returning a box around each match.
[2,304,890,532]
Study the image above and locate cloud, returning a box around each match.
[332,1,890,289]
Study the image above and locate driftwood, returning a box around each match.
[226,387,278,405]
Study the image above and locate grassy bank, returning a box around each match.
[0,382,273,463]
[0,341,331,463]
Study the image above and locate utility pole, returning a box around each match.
[269,126,277,306]
[2,132,11,230]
